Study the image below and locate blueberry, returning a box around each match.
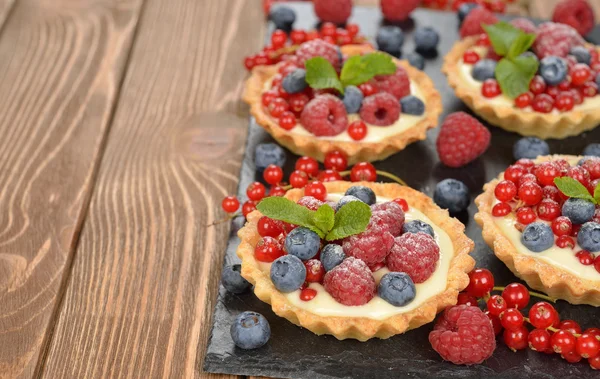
[433,179,470,214]
[458,3,479,24]
[562,198,595,224]
[513,137,550,160]
[414,27,440,54]
[269,5,296,33]
[472,59,497,82]
[578,156,597,166]
[320,244,346,271]
[282,69,307,94]
[583,143,600,157]
[221,264,251,294]
[335,195,362,211]
[520,51,538,60]
[521,222,554,253]
[402,220,435,237]
[230,311,271,349]
[255,143,286,172]
[539,56,568,86]
[378,272,416,306]
[569,46,591,65]
[284,227,320,260]
[342,85,364,113]
[406,52,425,70]
[345,185,376,205]
[270,254,306,292]
[577,222,600,252]
[376,26,404,56]
[400,95,425,116]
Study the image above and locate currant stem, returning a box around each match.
[337,170,408,186]
[492,286,556,303]
[523,317,582,337]
[205,212,241,227]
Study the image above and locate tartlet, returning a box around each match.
[237,181,475,341]
[475,155,600,306]
[243,45,443,164]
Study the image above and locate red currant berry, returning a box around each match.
[348,120,368,141]
[465,268,495,298]
[556,235,575,249]
[244,55,257,70]
[268,97,290,117]
[528,301,557,329]
[572,224,582,237]
[320,22,336,37]
[567,166,591,187]
[532,93,554,113]
[555,92,575,111]
[487,294,507,316]
[300,287,317,301]
[519,173,538,187]
[570,88,584,104]
[269,186,287,197]
[492,202,512,217]
[529,329,553,353]
[254,236,285,262]
[504,165,526,184]
[502,283,530,309]
[350,162,377,182]
[562,350,583,363]
[247,182,267,201]
[263,164,283,185]
[546,85,560,99]
[552,216,573,236]
[322,35,336,45]
[530,75,547,95]
[582,159,600,180]
[254,52,272,66]
[516,159,535,171]
[586,328,600,338]
[221,196,240,213]
[558,78,572,91]
[257,216,285,238]
[295,156,320,177]
[590,355,600,370]
[482,79,501,98]
[262,90,278,107]
[485,311,503,336]
[290,170,309,188]
[576,250,595,265]
[518,181,543,205]
[463,50,480,64]
[393,198,409,212]
[304,259,325,283]
[516,207,537,225]
[570,63,592,86]
[537,199,561,221]
[495,180,517,202]
[552,330,577,354]
[288,93,309,114]
[324,150,348,171]
[534,162,561,186]
[576,332,600,358]
[582,81,598,97]
[457,292,478,306]
[559,320,582,336]
[500,308,525,331]
[242,200,257,217]
[318,169,342,182]
[542,185,561,203]
[476,33,491,46]
[290,30,307,45]
[504,326,529,351]
[515,92,533,108]
[337,33,353,45]
[304,181,327,201]
[306,30,320,41]
[357,82,378,97]
[271,29,287,49]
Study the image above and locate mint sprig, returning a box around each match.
[304,53,397,95]
[256,196,372,241]
[482,22,539,99]
[554,177,599,204]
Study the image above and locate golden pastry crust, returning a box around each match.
[475,155,600,306]
[237,181,475,341]
[243,45,443,165]
[443,37,600,139]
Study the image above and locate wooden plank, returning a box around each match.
[0,1,145,378]
[41,0,263,378]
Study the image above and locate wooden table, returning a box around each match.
[0,1,596,379]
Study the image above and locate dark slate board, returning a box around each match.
[204,3,600,379]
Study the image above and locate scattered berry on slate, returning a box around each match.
[255,143,286,172]
[472,59,497,82]
[300,95,348,136]
[323,257,376,306]
[521,222,555,252]
[562,198,595,225]
[345,185,376,205]
[230,311,271,350]
[402,220,435,237]
[296,39,341,68]
[460,7,498,38]
[570,46,592,65]
[282,69,307,94]
[513,137,550,160]
[320,244,346,272]
[359,92,401,126]
[400,95,425,115]
[429,305,496,365]
[533,22,585,58]
[434,179,470,214]
[436,112,491,168]
[577,222,600,252]
[414,27,440,54]
[270,254,307,292]
[221,264,251,294]
[539,56,569,85]
[552,0,595,37]
[405,52,425,70]
[387,232,440,283]
[380,0,420,22]
[378,272,416,306]
[269,5,296,33]
[457,3,479,24]
[583,143,600,157]
[342,85,364,113]
[284,227,321,260]
[374,66,411,100]
[466,268,495,298]
[335,195,362,211]
[376,26,405,56]
[342,219,395,265]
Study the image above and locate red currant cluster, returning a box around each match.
[426,0,512,13]
[460,268,600,369]
[491,158,600,269]
[243,23,364,72]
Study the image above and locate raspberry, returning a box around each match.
[380,0,420,22]
[552,0,595,37]
[533,22,585,58]
[460,7,499,38]
[295,40,341,68]
[297,196,324,211]
[314,0,352,25]
[510,18,538,34]
[342,220,395,265]
[373,66,411,100]
[387,232,440,283]
[323,257,376,306]
[359,93,401,126]
[429,305,496,365]
[300,95,348,136]
[371,201,405,236]
[436,112,491,168]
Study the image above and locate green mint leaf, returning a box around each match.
[312,204,335,234]
[554,177,597,204]
[595,183,600,204]
[495,56,539,99]
[483,22,522,57]
[507,33,536,59]
[340,53,396,87]
[257,196,314,228]
[305,57,344,94]
[326,201,371,241]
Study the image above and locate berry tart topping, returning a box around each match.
[387,232,440,283]
[323,257,376,306]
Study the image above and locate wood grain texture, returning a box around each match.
[0,1,144,378]
[41,0,264,378]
